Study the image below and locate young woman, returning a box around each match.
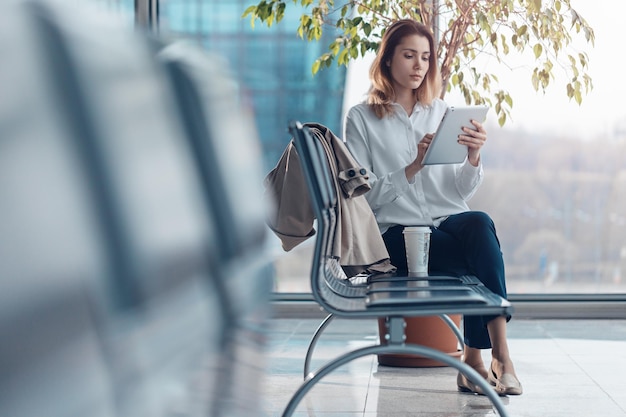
[343,19,522,396]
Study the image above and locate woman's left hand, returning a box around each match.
[458,119,487,166]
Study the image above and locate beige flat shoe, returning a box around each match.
[488,365,523,396]
[457,372,485,395]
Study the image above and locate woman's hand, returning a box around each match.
[405,133,433,180]
[459,119,487,166]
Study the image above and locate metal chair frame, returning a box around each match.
[285,121,514,417]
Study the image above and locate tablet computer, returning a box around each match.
[422,105,489,165]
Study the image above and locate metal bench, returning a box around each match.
[283,120,514,417]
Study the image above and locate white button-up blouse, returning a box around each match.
[343,98,483,234]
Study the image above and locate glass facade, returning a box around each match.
[94,0,626,298]
[158,0,347,172]
[466,129,626,294]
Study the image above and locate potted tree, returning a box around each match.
[244,0,595,366]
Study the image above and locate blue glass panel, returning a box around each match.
[157,0,346,173]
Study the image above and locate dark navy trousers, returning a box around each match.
[381,211,509,349]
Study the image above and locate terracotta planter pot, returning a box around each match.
[377,315,462,367]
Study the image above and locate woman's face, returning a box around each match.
[388,34,430,94]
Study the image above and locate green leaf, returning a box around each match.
[532,70,539,91]
[498,113,506,127]
[533,43,543,59]
[363,23,372,36]
[501,34,509,54]
[360,42,368,57]
[277,2,285,21]
[241,5,256,19]
[312,59,321,75]
[351,45,358,59]
[338,48,349,65]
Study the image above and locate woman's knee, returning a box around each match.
[456,211,502,250]
[466,211,494,228]
[453,211,496,237]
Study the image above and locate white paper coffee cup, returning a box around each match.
[403,226,431,275]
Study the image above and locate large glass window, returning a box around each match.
[471,134,626,294]
[152,1,625,296]
[463,2,626,295]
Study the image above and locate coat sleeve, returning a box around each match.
[332,139,371,199]
[263,141,316,251]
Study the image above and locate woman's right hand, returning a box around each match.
[405,133,433,180]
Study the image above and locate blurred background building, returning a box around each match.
[158,0,347,171]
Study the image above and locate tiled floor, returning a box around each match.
[262,318,626,416]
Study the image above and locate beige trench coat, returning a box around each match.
[264,122,395,275]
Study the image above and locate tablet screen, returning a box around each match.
[422,105,489,165]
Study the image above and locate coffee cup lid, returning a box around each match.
[403,226,431,234]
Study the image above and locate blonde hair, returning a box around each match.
[368,19,442,118]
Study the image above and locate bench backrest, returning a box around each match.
[288,122,367,309]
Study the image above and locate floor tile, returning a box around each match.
[263,318,626,417]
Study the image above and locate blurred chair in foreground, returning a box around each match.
[156,39,274,416]
[0,1,273,416]
[0,3,120,416]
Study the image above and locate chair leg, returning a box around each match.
[282,343,510,417]
[439,314,465,350]
[303,313,334,379]
[303,314,462,378]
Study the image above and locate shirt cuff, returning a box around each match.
[462,158,483,176]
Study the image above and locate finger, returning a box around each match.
[458,135,485,149]
[462,125,485,136]
[461,130,487,145]
[470,119,485,132]
[415,143,429,166]
[458,132,484,142]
